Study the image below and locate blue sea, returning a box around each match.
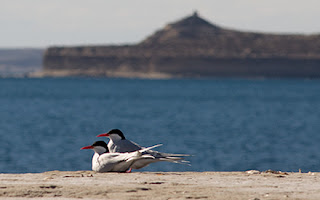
[1,78,320,173]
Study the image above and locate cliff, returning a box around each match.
[42,12,320,78]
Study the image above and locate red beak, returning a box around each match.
[96,133,109,137]
[80,145,94,150]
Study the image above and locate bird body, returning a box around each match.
[81,141,161,172]
[90,150,153,172]
[97,129,190,169]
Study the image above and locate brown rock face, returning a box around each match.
[43,12,320,78]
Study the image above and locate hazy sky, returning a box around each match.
[1,0,319,48]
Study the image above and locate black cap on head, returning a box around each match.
[91,141,109,153]
[108,129,126,140]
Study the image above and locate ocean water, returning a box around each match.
[1,77,320,173]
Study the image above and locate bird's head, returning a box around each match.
[96,129,126,141]
[81,141,109,154]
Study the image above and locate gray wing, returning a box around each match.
[112,139,142,153]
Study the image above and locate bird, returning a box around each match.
[96,129,141,153]
[80,141,161,172]
[96,129,190,169]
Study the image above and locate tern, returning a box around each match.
[96,129,190,169]
[81,141,161,172]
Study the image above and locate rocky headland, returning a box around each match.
[42,12,320,78]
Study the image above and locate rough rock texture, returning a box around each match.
[42,12,320,78]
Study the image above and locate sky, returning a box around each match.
[1,0,319,48]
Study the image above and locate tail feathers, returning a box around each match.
[140,144,192,158]
[162,156,183,161]
[148,151,192,159]
[158,157,191,166]
[131,144,192,166]
[126,144,162,162]
[160,153,191,157]
[140,144,163,153]
[126,153,155,162]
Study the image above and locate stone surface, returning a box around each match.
[41,13,320,78]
